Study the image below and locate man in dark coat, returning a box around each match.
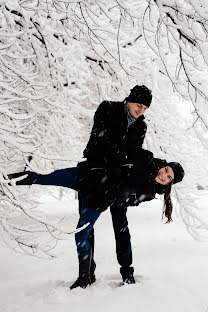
[79,85,152,285]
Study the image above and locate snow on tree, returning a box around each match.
[0,0,85,257]
[0,0,207,257]
[142,0,208,239]
[143,0,208,128]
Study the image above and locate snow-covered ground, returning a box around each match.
[1,190,208,312]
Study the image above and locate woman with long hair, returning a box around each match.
[8,147,185,289]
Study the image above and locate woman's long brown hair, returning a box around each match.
[162,183,173,223]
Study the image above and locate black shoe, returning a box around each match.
[90,274,96,284]
[120,266,136,285]
[7,171,31,185]
[70,250,92,290]
[70,274,91,290]
[70,260,96,289]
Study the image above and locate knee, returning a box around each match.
[75,225,92,246]
[75,238,89,251]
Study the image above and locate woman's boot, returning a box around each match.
[88,229,96,284]
[7,171,31,185]
[90,259,96,284]
[70,250,92,290]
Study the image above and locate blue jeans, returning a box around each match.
[29,167,101,252]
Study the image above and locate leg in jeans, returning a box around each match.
[78,193,96,282]
[75,198,100,253]
[8,167,79,191]
[10,167,100,288]
[29,167,79,191]
[70,198,100,290]
[110,204,132,267]
[30,167,99,280]
[110,204,135,284]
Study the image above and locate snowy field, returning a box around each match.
[0,190,208,312]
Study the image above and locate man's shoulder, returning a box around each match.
[94,101,124,121]
[99,100,124,111]
[95,101,124,119]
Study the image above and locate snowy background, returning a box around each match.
[0,0,208,311]
[1,191,208,312]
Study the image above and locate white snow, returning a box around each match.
[1,192,208,312]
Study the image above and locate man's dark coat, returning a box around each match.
[83,101,147,166]
[79,100,148,268]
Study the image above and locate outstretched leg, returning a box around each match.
[8,167,79,191]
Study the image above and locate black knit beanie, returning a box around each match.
[167,162,185,184]
[127,85,152,107]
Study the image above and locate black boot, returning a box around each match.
[90,259,96,284]
[88,229,96,284]
[70,250,92,290]
[7,171,31,185]
[120,266,135,285]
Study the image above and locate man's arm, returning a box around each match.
[128,118,147,148]
[83,101,126,166]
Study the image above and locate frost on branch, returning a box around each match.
[0,0,83,257]
[143,0,208,130]
[142,0,208,239]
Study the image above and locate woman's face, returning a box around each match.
[155,166,174,185]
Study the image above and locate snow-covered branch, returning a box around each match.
[143,0,208,130]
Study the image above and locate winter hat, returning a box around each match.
[167,162,185,184]
[127,85,152,107]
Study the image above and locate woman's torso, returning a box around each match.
[77,148,155,212]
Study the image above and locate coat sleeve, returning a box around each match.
[83,101,126,166]
[127,143,153,165]
[128,119,147,148]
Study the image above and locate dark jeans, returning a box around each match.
[110,204,132,267]
[78,198,133,268]
[29,167,101,253]
[29,167,132,265]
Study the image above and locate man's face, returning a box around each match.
[127,102,148,118]
[155,166,174,185]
